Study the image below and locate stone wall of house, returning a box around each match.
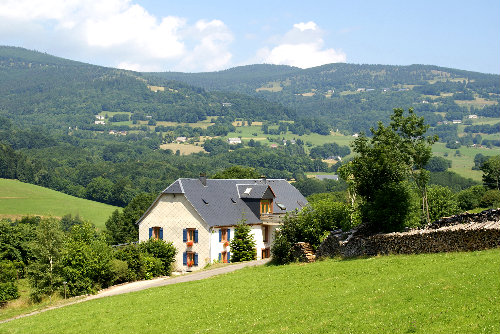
[316,209,500,259]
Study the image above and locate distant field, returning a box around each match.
[431,143,499,182]
[160,143,205,155]
[0,179,119,229]
[455,97,498,108]
[1,249,498,333]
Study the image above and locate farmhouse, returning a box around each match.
[227,137,242,145]
[137,175,307,271]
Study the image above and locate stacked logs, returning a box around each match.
[316,208,500,259]
[291,242,316,262]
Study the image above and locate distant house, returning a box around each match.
[94,120,105,125]
[136,176,307,271]
[227,138,242,145]
[315,175,339,181]
[270,143,278,148]
[468,115,478,119]
[452,120,462,124]
[176,137,187,143]
[95,115,105,120]
[352,133,359,138]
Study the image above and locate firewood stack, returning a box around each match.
[291,242,316,262]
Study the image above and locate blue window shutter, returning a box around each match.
[218,253,221,262]
[227,229,231,241]
[219,229,222,242]
[149,227,152,239]
[183,229,187,242]
[194,230,198,243]
[159,228,163,240]
[183,252,187,265]
[194,253,198,266]
[228,252,231,263]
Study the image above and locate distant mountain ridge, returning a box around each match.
[1,45,498,134]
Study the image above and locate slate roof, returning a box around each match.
[159,178,307,227]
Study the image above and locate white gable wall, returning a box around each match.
[210,224,278,262]
[138,193,210,272]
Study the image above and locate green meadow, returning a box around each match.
[0,179,119,229]
[1,249,498,334]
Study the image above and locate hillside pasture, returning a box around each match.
[1,249,498,333]
[431,143,499,182]
[160,143,205,155]
[0,179,119,229]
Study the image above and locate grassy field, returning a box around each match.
[431,143,499,182]
[1,249,498,333]
[160,143,205,155]
[0,179,119,229]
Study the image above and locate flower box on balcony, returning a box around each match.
[186,241,193,247]
[187,260,194,267]
[223,241,230,247]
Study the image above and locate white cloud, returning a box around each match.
[0,0,233,72]
[258,21,346,68]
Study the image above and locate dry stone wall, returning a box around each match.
[316,209,500,259]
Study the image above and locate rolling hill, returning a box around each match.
[0,249,498,333]
[0,178,118,229]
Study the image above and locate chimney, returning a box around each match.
[199,173,207,186]
[260,175,267,183]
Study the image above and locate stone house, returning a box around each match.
[136,176,307,272]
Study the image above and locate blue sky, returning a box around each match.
[0,0,498,73]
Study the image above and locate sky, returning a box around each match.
[0,0,498,74]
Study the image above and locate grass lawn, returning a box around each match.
[1,249,498,334]
[0,179,119,229]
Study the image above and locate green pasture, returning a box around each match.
[431,143,499,182]
[0,179,119,229]
[1,249,498,333]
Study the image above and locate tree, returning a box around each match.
[105,193,158,245]
[481,155,500,190]
[60,222,113,296]
[211,166,260,179]
[229,220,256,262]
[28,218,65,302]
[424,156,451,172]
[339,108,437,231]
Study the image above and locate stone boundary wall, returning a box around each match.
[316,209,500,259]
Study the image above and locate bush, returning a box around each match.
[427,185,460,222]
[109,259,129,285]
[480,190,500,208]
[271,200,353,264]
[0,261,19,303]
[138,238,177,276]
[457,185,486,210]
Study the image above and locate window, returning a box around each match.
[260,199,273,214]
[219,228,231,243]
[149,227,163,240]
[218,251,231,263]
[261,248,270,259]
[183,251,198,267]
[183,228,198,243]
[263,225,269,243]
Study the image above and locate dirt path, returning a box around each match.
[0,259,270,324]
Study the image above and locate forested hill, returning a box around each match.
[147,63,500,133]
[148,63,499,95]
[0,46,293,129]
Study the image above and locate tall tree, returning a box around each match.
[339,108,436,231]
